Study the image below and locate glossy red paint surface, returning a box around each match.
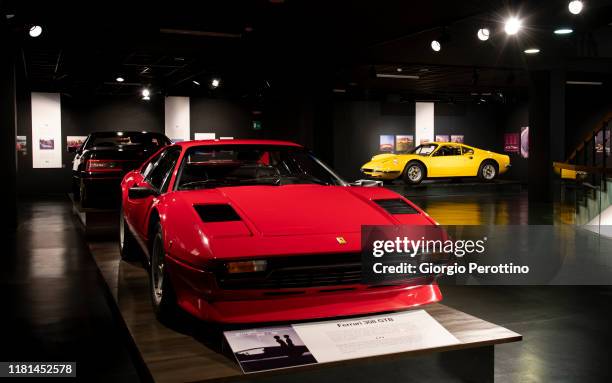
[121,139,442,323]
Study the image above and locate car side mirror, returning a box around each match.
[128,186,158,199]
[351,179,383,187]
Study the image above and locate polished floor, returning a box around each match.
[3,193,612,382]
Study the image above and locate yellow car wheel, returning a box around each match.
[478,161,498,181]
[403,162,426,185]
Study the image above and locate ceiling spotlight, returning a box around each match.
[554,28,573,35]
[211,78,220,88]
[568,0,583,15]
[524,48,540,54]
[431,40,441,52]
[116,77,124,82]
[29,25,43,37]
[192,80,200,86]
[504,17,522,35]
[477,28,490,41]
[396,67,403,72]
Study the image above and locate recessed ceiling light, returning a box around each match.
[396,67,403,72]
[568,0,583,15]
[431,40,441,52]
[477,28,490,41]
[504,17,522,35]
[142,88,150,98]
[524,48,540,54]
[116,77,124,82]
[29,25,42,37]
[211,78,220,88]
[554,28,573,35]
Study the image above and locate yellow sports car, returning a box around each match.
[361,142,511,184]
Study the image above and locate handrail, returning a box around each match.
[566,112,612,163]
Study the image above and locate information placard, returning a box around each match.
[224,310,460,374]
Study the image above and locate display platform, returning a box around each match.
[87,239,521,383]
[386,179,523,198]
[70,193,118,236]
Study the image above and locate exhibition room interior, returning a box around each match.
[2,0,612,382]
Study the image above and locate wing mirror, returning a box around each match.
[351,179,383,187]
[128,186,159,199]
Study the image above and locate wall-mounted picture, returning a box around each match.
[435,135,450,143]
[379,135,394,152]
[17,136,27,154]
[194,132,216,140]
[504,133,520,153]
[450,135,464,143]
[39,138,55,150]
[66,136,87,152]
[595,129,610,154]
[395,135,414,152]
[520,126,529,158]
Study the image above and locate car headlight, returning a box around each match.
[226,260,267,274]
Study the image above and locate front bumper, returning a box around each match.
[165,255,441,323]
[361,168,401,180]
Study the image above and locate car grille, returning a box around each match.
[216,253,363,290]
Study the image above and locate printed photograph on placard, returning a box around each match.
[504,133,520,153]
[379,135,394,152]
[450,135,464,143]
[66,136,87,152]
[39,138,55,150]
[395,135,414,152]
[224,326,317,373]
[520,126,529,158]
[17,136,27,154]
[435,135,450,143]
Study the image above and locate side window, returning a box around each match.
[433,146,461,156]
[146,148,181,192]
[462,146,474,155]
[141,150,165,178]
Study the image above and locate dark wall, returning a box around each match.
[332,100,528,182]
[17,94,164,194]
[189,98,252,140]
[565,83,612,157]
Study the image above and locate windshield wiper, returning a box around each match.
[179,179,233,190]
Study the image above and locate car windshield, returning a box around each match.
[409,144,438,156]
[176,145,347,190]
[86,132,169,149]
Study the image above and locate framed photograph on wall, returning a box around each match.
[435,135,450,143]
[17,136,27,155]
[395,135,414,152]
[379,135,394,153]
[450,135,464,143]
[504,133,520,153]
[66,136,87,152]
[520,126,529,159]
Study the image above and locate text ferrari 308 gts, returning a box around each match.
[119,139,442,323]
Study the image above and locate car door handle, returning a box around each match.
[468,156,473,159]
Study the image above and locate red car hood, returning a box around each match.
[180,185,403,237]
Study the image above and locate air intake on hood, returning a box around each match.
[374,199,419,214]
[194,204,241,222]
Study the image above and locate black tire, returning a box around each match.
[402,162,426,185]
[119,207,140,261]
[149,222,178,322]
[478,161,498,181]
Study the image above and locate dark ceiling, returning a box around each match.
[3,0,612,103]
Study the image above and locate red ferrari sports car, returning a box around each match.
[119,139,442,323]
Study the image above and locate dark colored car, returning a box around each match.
[71,131,171,208]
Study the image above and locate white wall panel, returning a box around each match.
[31,92,62,168]
[415,102,435,145]
[164,96,190,142]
